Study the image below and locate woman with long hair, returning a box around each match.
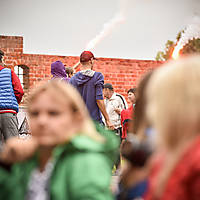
[145,55,200,199]
[0,80,119,200]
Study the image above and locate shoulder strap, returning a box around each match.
[116,94,127,109]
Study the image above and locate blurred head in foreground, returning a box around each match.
[0,80,118,200]
[146,55,200,151]
[27,80,102,147]
[144,55,200,199]
[132,72,153,138]
[119,55,200,200]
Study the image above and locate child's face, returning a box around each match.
[128,92,135,104]
[28,91,75,147]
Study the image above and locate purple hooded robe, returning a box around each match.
[51,61,70,82]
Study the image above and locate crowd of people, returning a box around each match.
[0,48,200,200]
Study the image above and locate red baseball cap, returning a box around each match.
[80,51,96,63]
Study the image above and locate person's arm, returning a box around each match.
[114,101,123,115]
[11,70,24,104]
[114,108,121,115]
[95,73,114,129]
[121,110,128,139]
[114,95,128,114]
[96,99,114,130]
[0,137,38,164]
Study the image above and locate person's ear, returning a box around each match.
[73,111,84,128]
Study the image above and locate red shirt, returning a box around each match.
[145,136,200,200]
[121,105,133,139]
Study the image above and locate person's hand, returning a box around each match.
[105,120,115,130]
[114,108,121,115]
[0,137,38,164]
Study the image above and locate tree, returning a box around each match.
[155,30,200,61]
[180,38,200,55]
[155,40,175,61]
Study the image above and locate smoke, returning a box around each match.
[172,16,200,59]
[85,0,128,51]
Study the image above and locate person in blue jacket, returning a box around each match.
[70,51,113,129]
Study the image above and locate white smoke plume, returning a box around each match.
[172,16,200,59]
[85,0,128,51]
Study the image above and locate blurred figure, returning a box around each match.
[65,66,74,78]
[103,83,128,174]
[0,81,119,200]
[0,49,24,146]
[116,135,152,200]
[70,51,113,129]
[132,72,154,139]
[145,55,200,199]
[121,88,137,141]
[51,61,69,82]
[116,73,153,200]
[103,83,128,140]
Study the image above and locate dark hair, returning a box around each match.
[127,88,137,94]
[103,83,113,90]
[65,67,74,75]
[122,135,153,167]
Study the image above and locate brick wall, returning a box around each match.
[0,35,163,103]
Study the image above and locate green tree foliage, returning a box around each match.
[155,40,175,61]
[180,38,200,55]
[155,30,200,61]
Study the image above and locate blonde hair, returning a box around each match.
[27,80,104,142]
[147,55,200,150]
[146,55,200,197]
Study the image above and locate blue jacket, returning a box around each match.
[69,70,104,123]
[0,68,18,112]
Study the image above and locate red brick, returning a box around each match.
[0,35,164,103]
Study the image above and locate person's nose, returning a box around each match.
[37,113,49,126]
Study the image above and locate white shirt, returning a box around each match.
[26,159,54,200]
[104,92,128,129]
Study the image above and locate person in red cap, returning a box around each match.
[70,51,114,129]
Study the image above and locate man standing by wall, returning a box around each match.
[103,83,128,174]
[103,83,128,139]
[69,51,113,129]
[0,50,24,146]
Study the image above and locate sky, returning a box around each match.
[1,0,200,60]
